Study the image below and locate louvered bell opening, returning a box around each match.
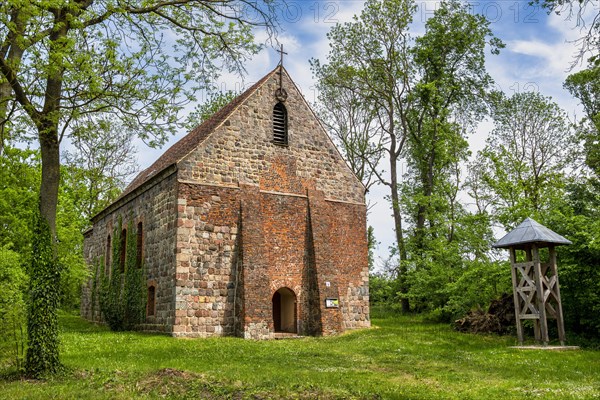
[273,102,288,145]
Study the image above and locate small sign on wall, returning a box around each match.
[325,298,339,308]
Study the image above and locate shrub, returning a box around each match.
[0,245,27,372]
[98,218,146,331]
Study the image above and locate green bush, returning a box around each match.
[0,245,27,372]
[123,220,146,329]
[369,273,398,305]
[98,218,146,331]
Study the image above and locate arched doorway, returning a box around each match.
[272,287,297,333]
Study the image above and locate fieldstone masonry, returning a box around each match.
[82,66,370,338]
[82,168,178,332]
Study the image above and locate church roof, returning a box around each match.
[119,67,279,199]
[492,217,572,249]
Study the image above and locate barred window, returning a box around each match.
[273,102,288,145]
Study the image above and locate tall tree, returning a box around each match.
[565,66,600,175]
[406,0,501,254]
[312,0,501,312]
[62,117,138,222]
[0,0,277,376]
[471,91,575,229]
[311,0,417,312]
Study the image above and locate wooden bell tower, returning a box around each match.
[493,218,571,346]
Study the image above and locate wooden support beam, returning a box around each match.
[509,248,524,345]
[549,246,567,345]
[532,245,549,345]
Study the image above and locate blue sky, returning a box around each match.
[134,0,597,266]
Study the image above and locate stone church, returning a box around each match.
[81,66,370,339]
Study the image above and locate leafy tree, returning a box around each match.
[405,0,501,259]
[564,66,600,175]
[0,246,27,372]
[312,0,419,312]
[471,91,576,229]
[0,0,277,376]
[404,210,510,319]
[312,0,501,313]
[0,145,104,311]
[0,146,39,254]
[413,3,502,314]
[369,273,398,305]
[185,90,239,129]
[539,179,600,338]
[560,49,600,339]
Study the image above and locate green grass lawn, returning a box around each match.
[1,310,599,399]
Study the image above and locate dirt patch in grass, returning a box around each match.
[136,368,364,400]
[136,368,226,399]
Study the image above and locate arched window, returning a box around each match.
[136,222,143,269]
[147,285,156,317]
[272,102,288,145]
[105,234,111,275]
[120,228,126,273]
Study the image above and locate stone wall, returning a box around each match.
[81,172,178,333]
[170,181,369,339]
[321,199,370,331]
[177,69,364,204]
[306,189,370,334]
[239,185,369,339]
[171,182,240,337]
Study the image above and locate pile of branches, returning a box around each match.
[454,293,515,334]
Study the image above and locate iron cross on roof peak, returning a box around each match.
[277,44,287,67]
[275,44,288,102]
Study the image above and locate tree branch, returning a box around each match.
[0,56,40,125]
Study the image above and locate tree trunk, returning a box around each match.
[389,138,410,313]
[25,121,62,378]
[25,12,67,376]
[0,81,11,157]
[415,121,438,258]
[39,124,60,239]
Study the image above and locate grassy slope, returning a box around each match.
[1,310,599,399]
